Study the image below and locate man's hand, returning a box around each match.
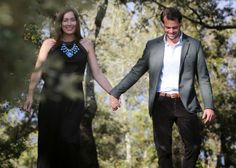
[109,95,120,111]
[202,108,215,124]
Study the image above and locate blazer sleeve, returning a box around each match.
[196,42,215,110]
[110,42,150,98]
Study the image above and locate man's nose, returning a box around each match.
[169,28,174,33]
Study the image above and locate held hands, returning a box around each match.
[202,108,216,124]
[109,95,121,111]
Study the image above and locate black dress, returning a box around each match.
[37,40,87,168]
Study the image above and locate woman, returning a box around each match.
[23,8,112,168]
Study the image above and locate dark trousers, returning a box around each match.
[152,95,202,168]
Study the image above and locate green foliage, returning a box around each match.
[0,0,236,167]
[23,23,42,46]
[93,91,127,167]
[94,0,236,167]
[0,1,96,167]
[0,99,38,168]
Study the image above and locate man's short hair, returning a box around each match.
[160,7,182,23]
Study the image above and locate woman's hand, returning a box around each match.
[23,94,33,112]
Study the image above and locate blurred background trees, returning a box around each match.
[0,0,235,167]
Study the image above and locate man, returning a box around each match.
[109,7,215,168]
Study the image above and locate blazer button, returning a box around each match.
[179,84,184,88]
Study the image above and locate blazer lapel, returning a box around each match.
[180,35,190,70]
[149,38,165,77]
[154,41,164,66]
[148,38,165,96]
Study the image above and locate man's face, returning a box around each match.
[162,16,181,42]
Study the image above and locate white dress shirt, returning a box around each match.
[157,33,183,93]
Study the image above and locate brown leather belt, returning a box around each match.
[159,92,180,99]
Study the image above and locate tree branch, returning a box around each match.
[143,0,236,30]
[95,0,109,38]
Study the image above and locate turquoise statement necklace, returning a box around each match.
[61,42,80,58]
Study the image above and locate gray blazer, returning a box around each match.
[110,33,214,116]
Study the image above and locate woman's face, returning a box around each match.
[61,11,77,35]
